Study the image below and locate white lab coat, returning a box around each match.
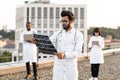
[88,36,104,64]
[20,29,37,63]
[50,28,83,80]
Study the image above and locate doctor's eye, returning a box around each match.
[59,20,69,24]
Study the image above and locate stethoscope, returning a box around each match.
[57,28,77,44]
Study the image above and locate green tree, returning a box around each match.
[0,51,12,63]
[0,30,15,40]
[88,27,120,39]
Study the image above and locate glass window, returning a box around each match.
[74,19,78,28]
[37,18,41,24]
[31,7,35,18]
[80,8,84,19]
[50,7,54,18]
[56,8,60,18]
[80,20,84,28]
[37,18,41,28]
[68,8,72,12]
[49,31,53,36]
[15,31,20,40]
[27,7,29,17]
[18,56,23,61]
[19,43,23,53]
[31,17,35,28]
[62,7,66,11]
[43,30,47,35]
[56,18,60,28]
[50,18,53,28]
[43,18,47,28]
[74,8,78,19]
[27,7,29,22]
[32,24,35,28]
[38,30,41,33]
[14,56,17,61]
[44,7,47,18]
[37,24,41,28]
[31,18,35,23]
[38,7,41,18]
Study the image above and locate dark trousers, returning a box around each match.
[91,64,100,77]
[26,62,37,77]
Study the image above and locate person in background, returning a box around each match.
[50,11,83,80]
[20,22,38,80]
[88,27,104,80]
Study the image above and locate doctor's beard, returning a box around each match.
[27,28,31,31]
[62,23,71,31]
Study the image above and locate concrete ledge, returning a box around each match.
[0,56,88,76]
[0,49,119,76]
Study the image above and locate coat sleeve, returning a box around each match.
[88,37,92,48]
[65,31,84,59]
[50,31,59,48]
[99,37,104,49]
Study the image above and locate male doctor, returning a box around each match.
[20,22,38,80]
[50,11,83,80]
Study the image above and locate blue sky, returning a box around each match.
[0,0,120,30]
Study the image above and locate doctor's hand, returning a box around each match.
[26,38,36,44]
[31,38,36,44]
[55,52,65,59]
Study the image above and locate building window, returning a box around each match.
[31,7,35,28]
[31,7,35,18]
[49,31,53,36]
[19,43,23,53]
[50,7,54,18]
[37,18,41,28]
[43,30,47,35]
[43,7,47,28]
[31,18,35,23]
[15,31,20,40]
[31,18,35,28]
[68,8,72,12]
[74,19,78,28]
[37,24,41,28]
[43,18,47,28]
[80,23,84,28]
[74,8,78,19]
[38,30,41,33]
[80,8,84,19]
[56,8,60,18]
[62,7,66,11]
[44,7,47,18]
[14,56,17,61]
[27,7,29,22]
[38,7,41,18]
[56,18,60,28]
[18,56,23,61]
[50,18,53,28]
[37,7,41,28]
[80,20,84,28]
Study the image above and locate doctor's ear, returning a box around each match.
[70,20,74,24]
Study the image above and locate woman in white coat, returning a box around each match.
[88,28,104,80]
[20,22,38,80]
[50,11,83,80]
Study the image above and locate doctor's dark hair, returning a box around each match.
[93,27,101,36]
[26,22,32,25]
[61,11,75,21]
